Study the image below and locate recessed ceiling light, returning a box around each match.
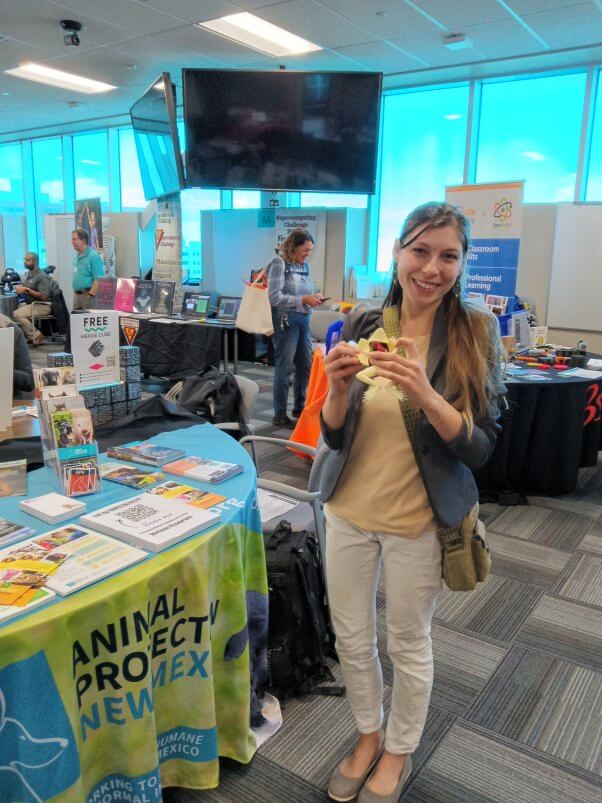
[443,33,473,51]
[197,12,322,57]
[444,114,462,120]
[5,62,115,93]
[522,151,545,161]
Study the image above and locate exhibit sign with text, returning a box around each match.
[274,210,324,250]
[71,311,120,388]
[154,193,183,309]
[445,181,524,298]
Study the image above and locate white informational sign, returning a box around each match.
[71,310,120,388]
[153,193,183,309]
[446,181,524,298]
[0,327,14,431]
[274,210,320,249]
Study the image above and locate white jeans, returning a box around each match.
[324,505,442,755]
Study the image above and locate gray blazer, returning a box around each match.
[309,304,505,529]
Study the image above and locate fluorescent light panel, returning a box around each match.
[198,12,321,57]
[5,62,115,93]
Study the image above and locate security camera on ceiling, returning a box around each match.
[61,19,82,47]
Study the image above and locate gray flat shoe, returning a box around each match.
[327,732,385,802]
[357,755,412,803]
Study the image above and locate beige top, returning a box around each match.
[327,334,435,537]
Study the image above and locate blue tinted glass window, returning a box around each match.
[233,191,261,209]
[181,188,220,282]
[476,73,586,202]
[376,85,469,271]
[73,130,109,209]
[32,137,65,263]
[301,193,367,209]
[119,128,146,209]
[585,72,602,201]
[0,142,24,215]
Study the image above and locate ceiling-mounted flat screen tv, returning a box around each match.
[183,69,382,194]
[130,72,185,201]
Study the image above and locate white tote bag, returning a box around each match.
[235,269,274,336]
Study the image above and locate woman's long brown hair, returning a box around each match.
[278,228,315,264]
[383,202,503,431]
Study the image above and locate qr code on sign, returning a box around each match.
[107,356,116,367]
[119,504,156,523]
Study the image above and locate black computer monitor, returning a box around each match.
[216,296,241,321]
[181,292,211,318]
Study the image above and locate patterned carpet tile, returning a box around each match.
[516,594,602,672]
[376,615,507,715]
[164,754,324,802]
[404,724,602,803]
[487,505,594,550]
[578,516,602,555]
[487,530,573,588]
[434,575,543,643]
[467,646,602,775]
[528,495,602,520]
[555,553,602,607]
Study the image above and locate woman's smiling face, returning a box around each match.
[394,224,464,312]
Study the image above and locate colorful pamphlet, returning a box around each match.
[41,393,86,416]
[163,455,244,484]
[33,366,76,394]
[0,539,68,607]
[39,385,80,401]
[148,481,226,510]
[0,459,28,497]
[19,493,86,524]
[100,462,165,489]
[115,278,138,313]
[152,281,175,316]
[0,587,55,623]
[92,277,118,310]
[133,280,154,314]
[80,493,220,552]
[106,443,186,466]
[60,454,101,496]
[50,409,94,449]
[0,517,36,549]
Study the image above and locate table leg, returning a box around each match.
[233,329,239,375]
[223,328,229,373]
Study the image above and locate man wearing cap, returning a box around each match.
[12,251,52,346]
[72,228,104,310]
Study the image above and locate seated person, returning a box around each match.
[12,252,52,346]
[0,313,34,396]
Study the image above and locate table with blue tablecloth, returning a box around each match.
[0,425,268,803]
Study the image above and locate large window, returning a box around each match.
[0,142,25,215]
[118,127,146,210]
[585,71,602,201]
[73,131,109,209]
[376,85,469,271]
[476,72,587,202]
[181,189,221,282]
[31,137,65,263]
[301,192,368,209]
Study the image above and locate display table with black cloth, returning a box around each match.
[0,424,268,802]
[120,316,223,378]
[476,369,602,499]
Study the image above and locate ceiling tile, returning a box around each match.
[412,0,510,28]
[237,49,371,71]
[502,0,583,12]
[139,0,243,23]
[522,3,602,49]
[387,33,484,68]
[43,47,160,88]
[0,39,55,71]
[46,0,187,34]
[317,0,439,38]
[252,0,376,49]
[336,41,428,72]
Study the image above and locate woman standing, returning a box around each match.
[314,202,504,802]
[267,228,324,429]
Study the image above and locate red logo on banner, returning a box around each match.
[155,229,164,251]
[584,383,601,427]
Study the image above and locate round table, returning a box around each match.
[0,424,267,801]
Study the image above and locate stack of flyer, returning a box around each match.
[33,368,101,497]
[106,443,186,467]
[0,524,146,622]
[100,462,165,489]
[0,516,36,549]
[163,455,244,484]
[20,492,86,524]
[80,492,220,552]
[147,481,226,509]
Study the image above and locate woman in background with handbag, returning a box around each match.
[314,202,504,803]
[267,227,326,429]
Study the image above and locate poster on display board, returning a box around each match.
[0,327,14,431]
[445,181,524,299]
[75,197,103,252]
[154,193,183,311]
[71,311,120,388]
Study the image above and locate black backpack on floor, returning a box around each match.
[176,367,246,434]
[265,520,343,699]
